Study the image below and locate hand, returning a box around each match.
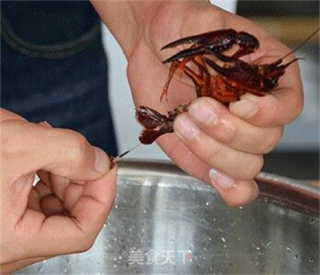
[0,109,116,273]
[125,1,303,206]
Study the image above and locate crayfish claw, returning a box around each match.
[161,34,204,50]
[163,47,205,63]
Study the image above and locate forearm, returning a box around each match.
[90,0,163,57]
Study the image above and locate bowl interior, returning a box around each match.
[18,161,319,275]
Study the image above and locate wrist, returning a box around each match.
[91,0,163,58]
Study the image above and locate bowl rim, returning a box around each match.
[117,159,320,216]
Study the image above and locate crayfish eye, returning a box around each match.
[271,79,278,87]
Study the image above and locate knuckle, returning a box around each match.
[66,131,90,164]
[243,155,264,180]
[221,119,238,144]
[212,143,223,159]
[253,156,264,177]
[186,134,223,167]
[68,222,99,253]
[284,91,304,125]
[74,232,96,253]
[260,128,283,154]
[254,156,264,175]
[79,238,95,252]
[207,142,223,162]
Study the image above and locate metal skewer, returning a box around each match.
[112,143,141,163]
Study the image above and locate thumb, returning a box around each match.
[19,123,111,182]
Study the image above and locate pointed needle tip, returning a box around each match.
[113,143,141,162]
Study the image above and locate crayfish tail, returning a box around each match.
[136,106,171,144]
[139,129,166,145]
[136,106,165,129]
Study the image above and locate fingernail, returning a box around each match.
[175,115,199,140]
[230,99,258,118]
[43,121,51,126]
[39,121,52,127]
[189,101,217,124]
[209,168,235,189]
[93,147,110,174]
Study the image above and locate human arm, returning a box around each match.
[91,0,303,206]
[0,109,116,273]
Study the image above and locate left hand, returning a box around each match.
[0,110,116,273]
[125,1,303,206]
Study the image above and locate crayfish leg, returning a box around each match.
[161,46,202,102]
[212,76,240,104]
[181,58,211,98]
[161,57,194,102]
[161,60,181,102]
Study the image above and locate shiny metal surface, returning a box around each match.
[18,160,319,274]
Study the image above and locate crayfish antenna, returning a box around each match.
[282,57,304,68]
[280,27,320,60]
[113,144,141,162]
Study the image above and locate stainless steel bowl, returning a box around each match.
[18,160,319,274]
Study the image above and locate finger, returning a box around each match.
[38,170,70,202]
[34,180,52,198]
[10,123,111,182]
[27,187,42,212]
[222,11,304,128]
[33,181,64,215]
[37,170,85,216]
[70,167,117,232]
[32,179,68,216]
[0,257,47,274]
[37,170,51,186]
[229,78,303,128]
[188,97,284,154]
[40,194,64,216]
[17,167,117,258]
[209,168,259,207]
[160,135,259,206]
[63,183,85,213]
[174,113,263,180]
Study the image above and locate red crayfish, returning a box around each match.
[136,28,319,145]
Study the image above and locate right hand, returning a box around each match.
[92,0,303,207]
[0,108,116,274]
